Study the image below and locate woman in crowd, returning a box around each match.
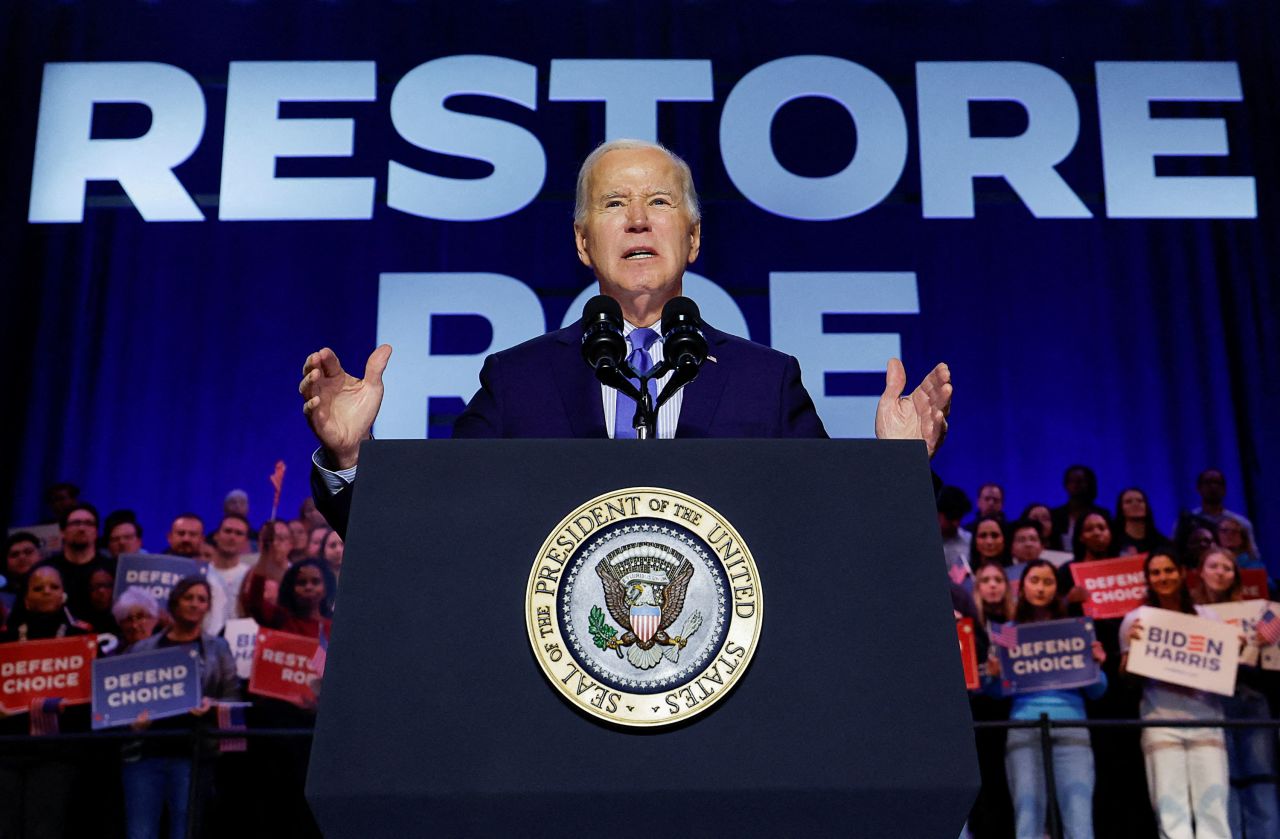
[968,559,1016,837]
[0,565,89,642]
[306,525,333,560]
[287,519,310,561]
[1120,552,1231,839]
[84,566,121,638]
[241,519,295,610]
[1019,503,1059,550]
[245,557,336,640]
[1215,517,1262,571]
[322,528,344,580]
[1113,487,1173,556]
[987,559,1107,839]
[969,516,1011,570]
[1191,547,1278,839]
[112,586,161,652]
[125,576,239,839]
[0,565,94,839]
[973,560,1015,631]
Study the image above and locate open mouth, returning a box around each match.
[623,248,657,260]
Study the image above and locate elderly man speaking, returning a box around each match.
[300,140,952,533]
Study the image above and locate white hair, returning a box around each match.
[573,139,701,227]
[111,586,159,622]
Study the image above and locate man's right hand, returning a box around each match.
[299,345,392,470]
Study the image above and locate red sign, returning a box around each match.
[1070,555,1147,619]
[248,629,321,707]
[0,636,99,714]
[957,618,980,690]
[1186,567,1269,600]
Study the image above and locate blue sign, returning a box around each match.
[995,617,1100,695]
[112,553,205,608]
[91,644,202,729]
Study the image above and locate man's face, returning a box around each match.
[1197,471,1226,506]
[107,522,142,558]
[167,517,204,557]
[213,517,249,558]
[574,148,700,317]
[6,540,41,576]
[976,486,1003,517]
[1011,527,1042,563]
[62,510,98,550]
[1064,469,1092,502]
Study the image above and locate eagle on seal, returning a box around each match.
[595,554,698,669]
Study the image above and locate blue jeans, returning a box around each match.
[1006,726,1095,839]
[1223,684,1280,839]
[122,756,191,839]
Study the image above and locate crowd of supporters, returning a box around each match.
[0,464,1271,838]
[1,485,337,838]
[949,466,1274,839]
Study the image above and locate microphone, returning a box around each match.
[660,297,708,370]
[655,297,708,409]
[580,295,626,371]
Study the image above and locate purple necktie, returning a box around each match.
[614,327,659,439]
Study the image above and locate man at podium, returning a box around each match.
[298,139,952,534]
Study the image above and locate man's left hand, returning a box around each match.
[875,358,952,458]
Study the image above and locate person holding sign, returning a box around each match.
[123,576,239,839]
[244,558,335,641]
[1191,547,1279,839]
[1119,552,1231,839]
[985,559,1106,839]
[0,566,90,644]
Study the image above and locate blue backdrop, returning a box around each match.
[1,0,1276,564]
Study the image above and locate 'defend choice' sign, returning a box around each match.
[28,57,1256,225]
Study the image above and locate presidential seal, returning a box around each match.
[526,488,761,727]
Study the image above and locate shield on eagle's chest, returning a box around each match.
[631,605,661,643]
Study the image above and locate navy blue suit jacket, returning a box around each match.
[314,322,827,534]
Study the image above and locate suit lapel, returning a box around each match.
[552,323,608,438]
[675,325,730,437]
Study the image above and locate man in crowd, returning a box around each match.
[40,502,112,618]
[1051,465,1107,549]
[106,519,143,558]
[166,513,205,557]
[44,481,80,523]
[1173,468,1259,559]
[3,532,42,594]
[298,139,952,534]
[208,513,253,621]
[224,488,258,545]
[964,482,1004,532]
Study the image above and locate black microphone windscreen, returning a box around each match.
[661,297,701,333]
[583,294,623,326]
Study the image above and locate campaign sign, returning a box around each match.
[1210,600,1268,668]
[1126,606,1239,696]
[91,644,201,729]
[996,618,1100,695]
[957,618,980,690]
[113,553,205,608]
[224,618,259,680]
[248,629,321,706]
[1070,556,1147,619]
[0,636,98,714]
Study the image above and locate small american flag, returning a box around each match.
[1257,610,1280,646]
[28,697,61,736]
[310,626,329,678]
[989,622,1019,650]
[216,703,248,753]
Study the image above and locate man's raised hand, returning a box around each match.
[299,345,392,469]
[874,358,952,458]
